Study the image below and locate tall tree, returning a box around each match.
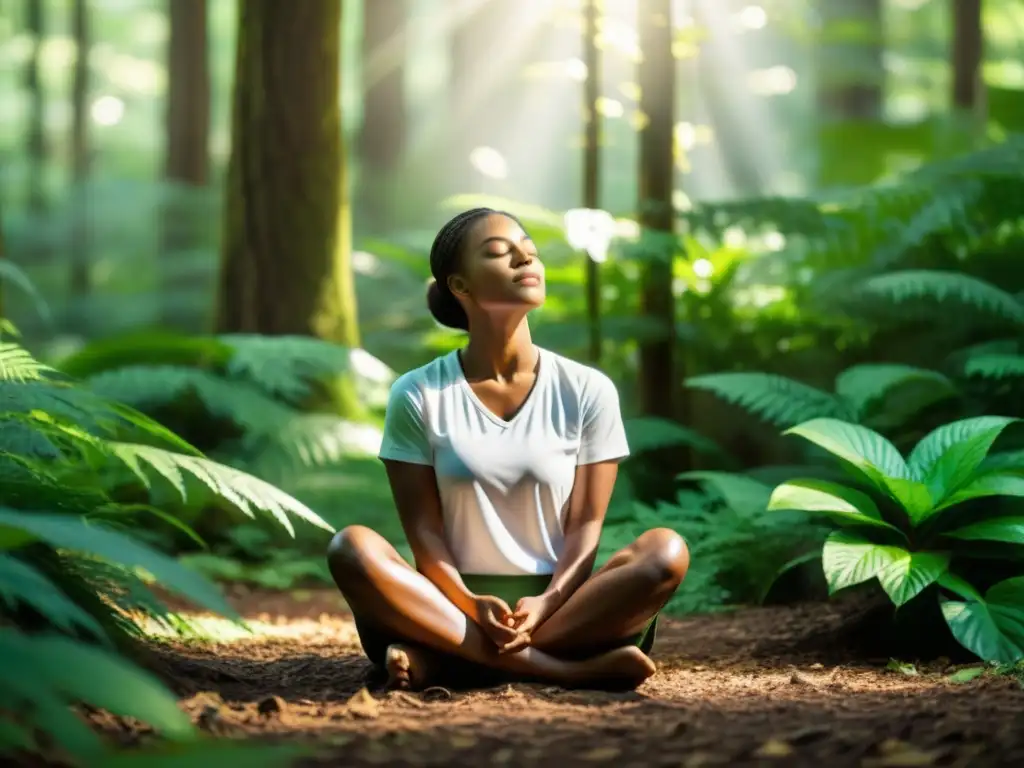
[216,0,360,406]
[582,0,602,364]
[816,0,885,185]
[358,0,406,231]
[24,0,46,216]
[951,0,984,117]
[636,0,677,421]
[68,0,90,306]
[162,0,210,323]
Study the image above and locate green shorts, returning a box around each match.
[352,572,659,670]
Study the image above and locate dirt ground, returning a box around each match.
[92,586,1024,767]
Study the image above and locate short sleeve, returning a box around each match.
[577,371,630,466]
[378,373,434,466]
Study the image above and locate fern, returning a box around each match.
[834,363,956,419]
[87,365,296,433]
[963,354,1024,380]
[221,333,394,405]
[108,442,333,537]
[857,271,1024,325]
[686,372,851,428]
[0,343,54,383]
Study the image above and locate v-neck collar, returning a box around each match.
[452,347,545,429]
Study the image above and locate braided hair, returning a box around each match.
[426,207,525,330]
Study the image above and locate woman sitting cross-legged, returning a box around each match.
[326,207,689,691]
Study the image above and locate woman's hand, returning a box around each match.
[473,595,520,647]
[495,593,558,654]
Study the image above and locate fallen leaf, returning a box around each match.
[754,739,793,758]
[345,687,380,719]
[449,734,478,749]
[582,746,621,761]
[862,739,944,767]
[492,748,515,764]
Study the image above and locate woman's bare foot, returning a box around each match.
[384,643,440,690]
[566,646,657,690]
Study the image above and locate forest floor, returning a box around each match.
[94,586,1024,767]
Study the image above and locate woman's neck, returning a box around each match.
[461,316,536,381]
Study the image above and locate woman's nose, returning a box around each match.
[511,247,533,267]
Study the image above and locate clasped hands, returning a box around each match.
[473,593,556,654]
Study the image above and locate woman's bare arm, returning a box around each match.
[541,459,620,610]
[382,459,480,617]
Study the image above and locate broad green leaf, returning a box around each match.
[766,479,903,534]
[908,417,1019,503]
[821,530,905,595]
[879,477,934,522]
[783,419,919,510]
[980,450,1024,474]
[945,516,1024,545]
[0,507,238,620]
[938,571,984,602]
[0,718,33,754]
[0,555,107,640]
[941,576,1024,663]
[785,419,909,480]
[624,416,726,457]
[834,363,955,419]
[878,551,949,606]
[935,472,1024,511]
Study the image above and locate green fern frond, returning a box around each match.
[963,354,1024,380]
[220,334,355,403]
[834,363,957,418]
[86,365,295,434]
[107,442,334,536]
[686,372,850,428]
[0,343,53,383]
[857,270,1024,324]
[221,334,395,406]
[242,414,384,471]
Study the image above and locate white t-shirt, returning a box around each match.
[378,347,630,576]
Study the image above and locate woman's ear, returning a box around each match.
[448,274,470,298]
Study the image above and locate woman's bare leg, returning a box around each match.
[529,528,689,654]
[326,525,655,688]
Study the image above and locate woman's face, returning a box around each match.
[449,213,546,316]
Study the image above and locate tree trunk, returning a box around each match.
[815,0,885,185]
[817,0,884,120]
[68,0,90,304]
[951,0,984,115]
[216,0,360,406]
[636,0,677,421]
[357,0,407,233]
[24,0,46,216]
[162,0,210,324]
[582,0,602,364]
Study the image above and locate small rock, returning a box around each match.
[257,695,286,717]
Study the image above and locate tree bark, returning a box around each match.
[162,0,210,323]
[68,0,90,302]
[582,0,602,364]
[951,0,984,115]
[216,0,359,348]
[817,0,884,121]
[357,0,406,232]
[636,0,677,421]
[24,0,46,216]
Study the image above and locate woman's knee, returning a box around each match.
[637,527,690,587]
[326,524,383,579]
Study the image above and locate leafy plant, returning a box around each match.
[0,330,334,763]
[767,415,1024,663]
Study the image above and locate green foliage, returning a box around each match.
[0,334,332,762]
[768,416,1024,663]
